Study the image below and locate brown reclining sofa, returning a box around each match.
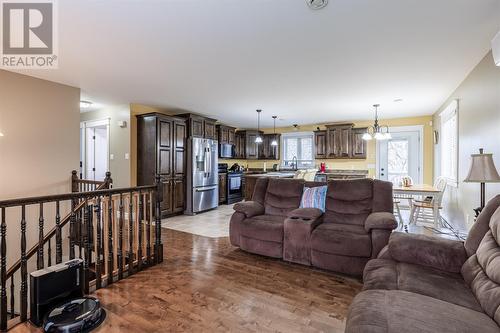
[229,177,397,276]
[346,195,500,333]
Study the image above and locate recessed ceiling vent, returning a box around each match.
[306,0,328,10]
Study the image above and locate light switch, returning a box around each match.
[110,154,114,160]
[125,153,129,160]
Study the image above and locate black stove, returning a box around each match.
[218,164,243,204]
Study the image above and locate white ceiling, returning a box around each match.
[13,0,500,128]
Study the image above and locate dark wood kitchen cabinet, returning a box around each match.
[351,127,368,159]
[216,124,236,145]
[234,130,263,160]
[137,113,187,217]
[259,134,280,160]
[218,173,227,204]
[315,124,367,160]
[326,123,353,159]
[178,113,217,140]
[314,130,327,158]
[234,131,246,159]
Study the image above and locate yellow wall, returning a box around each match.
[221,115,434,184]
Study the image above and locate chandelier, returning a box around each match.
[362,104,392,141]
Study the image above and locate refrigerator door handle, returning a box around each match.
[195,186,217,192]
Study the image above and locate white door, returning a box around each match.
[82,121,109,181]
[378,129,422,185]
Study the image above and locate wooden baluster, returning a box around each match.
[71,170,79,193]
[78,208,82,259]
[10,277,14,319]
[37,203,44,270]
[55,200,62,264]
[20,205,27,321]
[47,238,52,267]
[83,199,91,294]
[118,194,124,280]
[0,208,6,330]
[69,201,76,260]
[107,192,114,285]
[146,192,152,266]
[137,191,143,271]
[95,196,102,289]
[128,192,134,275]
[155,175,163,263]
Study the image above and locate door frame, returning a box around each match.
[80,118,110,180]
[375,125,424,184]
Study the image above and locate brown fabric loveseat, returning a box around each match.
[229,177,397,276]
[345,195,500,333]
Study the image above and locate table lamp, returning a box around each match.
[464,148,500,217]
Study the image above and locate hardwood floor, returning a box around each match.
[13,228,362,333]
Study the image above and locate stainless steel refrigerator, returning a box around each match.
[185,137,219,215]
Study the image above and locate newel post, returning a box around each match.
[154,175,163,263]
[71,170,79,193]
[104,171,113,189]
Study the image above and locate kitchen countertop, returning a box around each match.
[318,169,368,175]
[244,172,296,178]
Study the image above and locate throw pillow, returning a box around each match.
[300,186,327,212]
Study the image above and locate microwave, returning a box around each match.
[219,143,234,158]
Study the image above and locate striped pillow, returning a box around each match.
[300,186,327,212]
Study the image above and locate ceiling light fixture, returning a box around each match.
[80,100,93,109]
[306,0,328,10]
[271,116,278,146]
[255,109,263,144]
[0,132,4,137]
[362,104,392,141]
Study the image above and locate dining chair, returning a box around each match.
[393,175,414,228]
[409,177,447,227]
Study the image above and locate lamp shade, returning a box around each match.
[464,153,500,183]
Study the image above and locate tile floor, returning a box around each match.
[161,203,235,238]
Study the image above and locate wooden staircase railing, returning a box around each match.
[0,172,163,331]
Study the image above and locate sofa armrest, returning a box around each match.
[364,212,397,232]
[388,232,467,273]
[287,208,323,220]
[233,201,264,218]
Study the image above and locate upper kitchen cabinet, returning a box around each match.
[235,130,263,160]
[178,113,217,140]
[216,124,236,145]
[314,124,367,160]
[234,131,246,159]
[351,127,368,159]
[259,134,280,160]
[314,130,327,159]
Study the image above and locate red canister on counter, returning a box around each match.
[320,162,326,173]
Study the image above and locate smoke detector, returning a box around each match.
[306,0,328,10]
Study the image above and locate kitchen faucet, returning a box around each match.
[292,156,298,171]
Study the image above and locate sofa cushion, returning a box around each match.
[363,259,482,312]
[310,223,371,257]
[264,178,304,216]
[239,215,285,243]
[345,290,500,333]
[323,179,373,226]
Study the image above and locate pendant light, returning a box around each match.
[255,109,263,143]
[271,116,278,146]
[362,104,391,141]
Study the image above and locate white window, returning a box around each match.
[281,132,315,169]
[440,100,458,186]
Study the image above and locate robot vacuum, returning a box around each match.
[42,297,106,333]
